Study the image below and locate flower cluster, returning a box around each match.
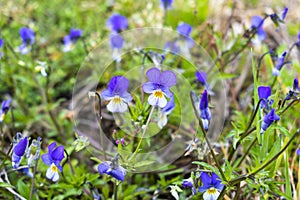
[42,142,65,182]
[63,28,83,52]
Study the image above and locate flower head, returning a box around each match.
[157,95,175,128]
[260,109,280,134]
[63,28,83,52]
[297,148,300,156]
[270,7,288,28]
[142,67,177,108]
[19,27,35,54]
[272,51,287,76]
[199,172,224,200]
[101,76,132,113]
[110,33,124,62]
[182,178,193,189]
[26,137,42,167]
[107,14,128,33]
[98,155,126,181]
[0,99,11,123]
[199,90,211,131]
[41,142,65,182]
[258,86,272,109]
[196,71,207,85]
[160,0,173,10]
[250,16,266,45]
[285,78,299,100]
[177,23,192,37]
[12,136,28,168]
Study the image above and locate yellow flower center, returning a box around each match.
[207,187,217,194]
[153,90,163,98]
[51,164,58,172]
[112,96,122,104]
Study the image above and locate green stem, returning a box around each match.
[94,92,107,161]
[114,181,118,200]
[235,137,257,168]
[279,99,300,115]
[129,106,155,162]
[29,157,39,200]
[0,144,13,170]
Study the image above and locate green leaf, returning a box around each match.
[192,161,219,174]
[0,182,15,188]
[17,179,30,199]
[133,160,155,168]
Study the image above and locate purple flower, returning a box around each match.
[199,90,211,131]
[258,86,272,109]
[63,28,83,52]
[101,76,132,113]
[182,179,193,189]
[164,41,180,54]
[177,23,192,37]
[157,95,175,128]
[251,16,266,45]
[196,71,207,85]
[260,109,280,134]
[297,148,300,156]
[115,138,125,146]
[41,142,65,182]
[272,51,287,76]
[270,7,288,28]
[199,172,224,200]
[160,0,173,10]
[142,67,177,108]
[107,14,128,33]
[98,161,126,181]
[0,99,11,123]
[12,136,28,168]
[18,27,35,54]
[296,32,300,49]
[285,78,299,100]
[110,33,124,62]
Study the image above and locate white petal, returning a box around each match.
[46,166,55,180]
[157,113,168,129]
[148,93,167,108]
[52,172,60,182]
[107,99,128,113]
[272,68,280,76]
[63,43,73,52]
[201,119,209,131]
[112,49,121,63]
[203,190,220,200]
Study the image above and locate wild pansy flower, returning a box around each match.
[250,16,266,45]
[142,67,177,108]
[110,32,124,62]
[297,148,300,156]
[0,38,3,58]
[35,61,48,77]
[18,27,35,54]
[270,7,288,28]
[12,135,28,168]
[176,23,194,58]
[101,76,132,113]
[198,172,224,200]
[260,109,280,134]
[0,99,11,123]
[258,86,272,109]
[199,90,211,131]
[63,28,83,52]
[41,142,65,182]
[98,155,126,181]
[272,51,287,76]
[160,0,173,10]
[157,95,175,129]
[106,14,128,33]
[285,78,299,100]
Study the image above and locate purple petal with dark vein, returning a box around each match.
[41,154,52,166]
[51,146,65,161]
[146,68,161,84]
[160,70,177,87]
